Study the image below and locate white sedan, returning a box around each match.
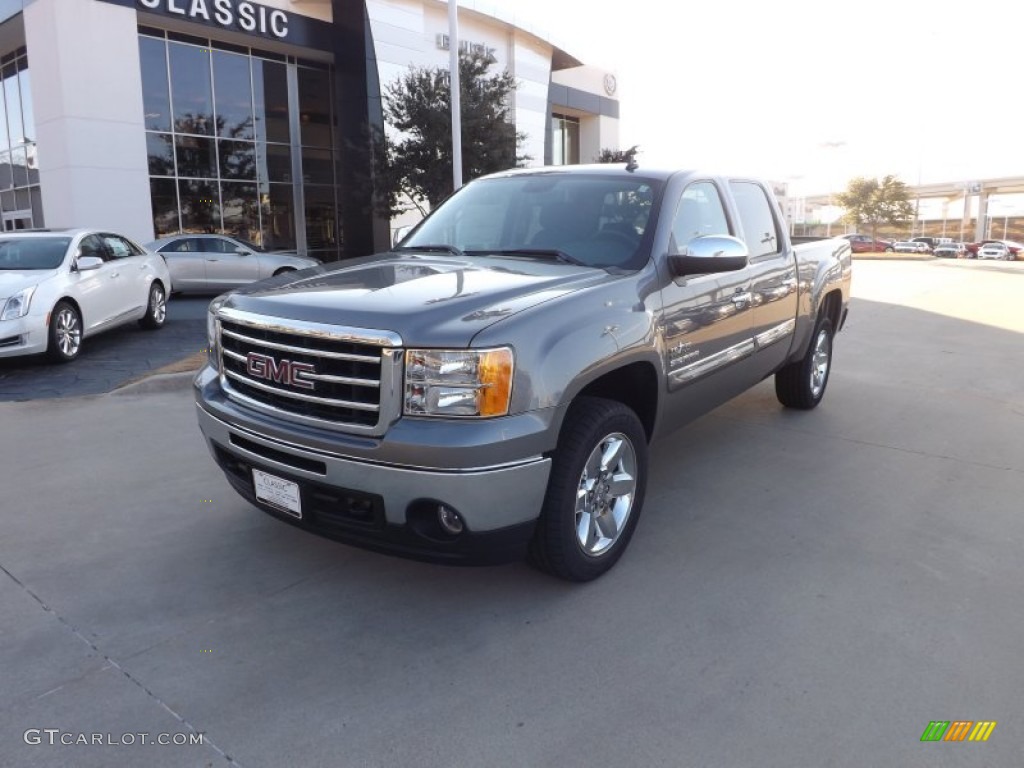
[0,229,171,362]
[977,242,1013,260]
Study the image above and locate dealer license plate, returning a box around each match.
[253,469,302,519]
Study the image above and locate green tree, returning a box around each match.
[596,146,638,163]
[378,51,529,218]
[835,175,914,241]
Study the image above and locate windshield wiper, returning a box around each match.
[394,244,465,257]
[468,248,588,267]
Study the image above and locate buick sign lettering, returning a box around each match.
[137,0,289,40]
[246,353,316,390]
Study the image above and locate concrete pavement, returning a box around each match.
[1,259,1022,767]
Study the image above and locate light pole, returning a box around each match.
[448,0,463,191]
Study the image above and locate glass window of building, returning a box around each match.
[552,114,580,166]
[139,32,339,258]
[0,49,42,230]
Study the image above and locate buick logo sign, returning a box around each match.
[246,352,315,390]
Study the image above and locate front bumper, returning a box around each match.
[196,398,553,565]
[0,315,47,358]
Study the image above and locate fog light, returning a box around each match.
[438,505,464,535]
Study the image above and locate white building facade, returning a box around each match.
[0,0,619,259]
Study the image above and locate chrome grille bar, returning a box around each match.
[221,328,381,363]
[223,370,380,412]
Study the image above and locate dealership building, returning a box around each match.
[0,0,620,259]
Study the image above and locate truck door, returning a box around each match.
[659,181,756,413]
[728,181,799,378]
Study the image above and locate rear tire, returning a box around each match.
[529,397,648,582]
[47,301,82,363]
[775,317,834,410]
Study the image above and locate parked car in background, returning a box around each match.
[0,229,170,362]
[965,239,1023,259]
[893,241,931,254]
[146,234,320,294]
[842,233,894,253]
[976,242,1014,260]
[910,236,944,251]
[933,242,967,258]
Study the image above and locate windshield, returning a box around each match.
[401,174,662,269]
[0,237,72,270]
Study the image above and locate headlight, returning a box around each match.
[207,296,228,364]
[0,286,36,320]
[404,347,514,418]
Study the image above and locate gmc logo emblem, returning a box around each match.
[246,352,316,390]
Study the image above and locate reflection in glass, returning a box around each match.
[301,148,332,185]
[1,189,13,213]
[261,183,295,251]
[18,65,34,141]
[15,187,29,212]
[253,59,289,144]
[0,77,8,151]
[298,67,332,148]
[0,151,11,189]
[25,143,38,184]
[30,186,44,227]
[11,147,27,187]
[170,43,213,135]
[304,184,337,253]
[147,133,175,176]
[139,37,171,132]
[218,140,256,180]
[179,179,219,233]
[150,178,179,237]
[213,51,254,140]
[175,135,217,178]
[258,142,291,183]
[221,182,261,243]
[3,63,23,146]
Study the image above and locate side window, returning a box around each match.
[729,181,780,259]
[669,181,730,253]
[78,234,109,262]
[202,238,239,254]
[102,235,141,259]
[161,238,203,253]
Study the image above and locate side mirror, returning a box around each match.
[668,235,749,277]
[76,256,104,272]
[235,248,250,256]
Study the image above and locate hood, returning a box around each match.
[0,270,54,298]
[221,252,613,346]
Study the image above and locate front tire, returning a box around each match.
[775,317,834,410]
[529,397,648,582]
[47,301,82,363]
[139,282,167,329]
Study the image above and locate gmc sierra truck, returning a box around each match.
[194,165,852,581]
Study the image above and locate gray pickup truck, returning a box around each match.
[194,165,851,581]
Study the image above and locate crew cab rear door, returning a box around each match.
[728,180,799,377]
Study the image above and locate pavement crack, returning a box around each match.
[0,561,243,766]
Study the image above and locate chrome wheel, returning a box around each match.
[809,328,831,399]
[575,432,637,557]
[150,285,166,324]
[55,307,81,358]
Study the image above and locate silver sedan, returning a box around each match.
[147,234,320,294]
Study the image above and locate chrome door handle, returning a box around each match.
[110,272,119,278]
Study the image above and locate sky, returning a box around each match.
[493,0,1024,199]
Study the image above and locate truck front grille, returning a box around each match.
[215,309,402,434]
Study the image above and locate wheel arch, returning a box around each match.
[566,360,660,443]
